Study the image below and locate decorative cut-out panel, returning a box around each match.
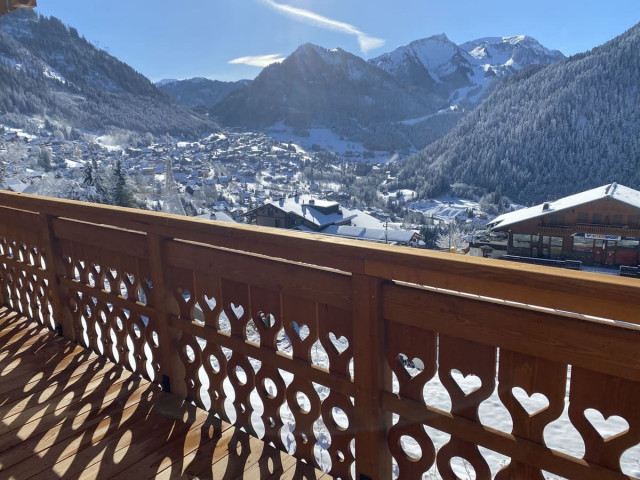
[169,264,355,480]
[0,237,53,330]
[381,282,640,480]
[568,367,640,472]
[59,238,158,383]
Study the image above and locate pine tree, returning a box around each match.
[82,162,94,186]
[111,159,134,207]
[0,158,6,188]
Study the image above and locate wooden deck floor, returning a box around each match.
[0,309,330,480]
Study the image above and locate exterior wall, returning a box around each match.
[499,198,640,266]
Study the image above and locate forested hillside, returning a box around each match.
[398,23,640,204]
[211,44,441,151]
[156,78,250,111]
[0,10,216,139]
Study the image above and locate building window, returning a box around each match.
[577,211,589,223]
[618,237,640,250]
[543,236,563,258]
[612,214,624,225]
[593,213,602,224]
[512,234,532,248]
[628,215,640,227]
[572,234,593,253]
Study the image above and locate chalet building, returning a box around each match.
[246,195,421,246]
[246,195,359,231]
[489,183,640,266]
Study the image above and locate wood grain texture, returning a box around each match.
[0,309,333,479]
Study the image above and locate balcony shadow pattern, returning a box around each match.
[0,308,328,479]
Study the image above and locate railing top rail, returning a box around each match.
[2,191,640,325]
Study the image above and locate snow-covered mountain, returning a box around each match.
[0,10,216,138]
[370,34,565,103]
[398,22,640,203]
[211,43,439,136]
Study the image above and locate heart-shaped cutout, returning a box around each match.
[451,369,482,396]
[398,353,424,377]
[292,321,309,342]
[512,387,549,416]
[203,295,217,311]
[329,332,348,355]
[230,302,244,320]
[257,311,274,330]
[584,408,629,440]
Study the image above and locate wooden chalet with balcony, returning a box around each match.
[489,182,640,266]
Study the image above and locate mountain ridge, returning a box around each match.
[0,10,216,139]
[397,22,640,204]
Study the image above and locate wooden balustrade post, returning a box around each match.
[147,233,186,396]
[38,213,74,340]
[352,273,392,480]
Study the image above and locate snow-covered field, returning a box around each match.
[264,122,398,163]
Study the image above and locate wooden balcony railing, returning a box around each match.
[0,0,37,17]
[0,190,639,480]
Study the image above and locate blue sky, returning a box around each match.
[35,0,640,82]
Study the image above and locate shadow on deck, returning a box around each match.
[0,308,328,480]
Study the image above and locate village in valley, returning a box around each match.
[0,123,499,250]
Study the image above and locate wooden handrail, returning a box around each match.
[1,191,639,324]
[0,191,639,480]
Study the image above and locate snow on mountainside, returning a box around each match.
[0,10,216,138]
[370,34,565,103]
[461,35,565,74]
[211,43,439,134]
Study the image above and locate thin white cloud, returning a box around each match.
[229,54,286,68]
[260,0,385,54]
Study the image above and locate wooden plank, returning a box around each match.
[382,283,640,382]
[352,274,392,480]
[147,232,184,397]
[165,240,352,311]
[234,445,299,480]
[365,254,640,326]
[113,416,230,480]
[0,312,330,480]
[53,396,211,480]
[382,391,629,480]
[0,357,114,423]
[0,340,90,387]
[0,315,50,346]
[0,350,129,407]
[0,376,143,468]
[4,191,640,324]
[168,422,241,480]
[209,434,301,480]
[8,387,163,480]
[39,213,74,340]
[170,315,355,397]
[52,217,149,260]
[147,420,236,480]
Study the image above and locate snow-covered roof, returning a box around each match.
[268,195,353,228]
[320,225,416,244]
[489,183,640,230]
